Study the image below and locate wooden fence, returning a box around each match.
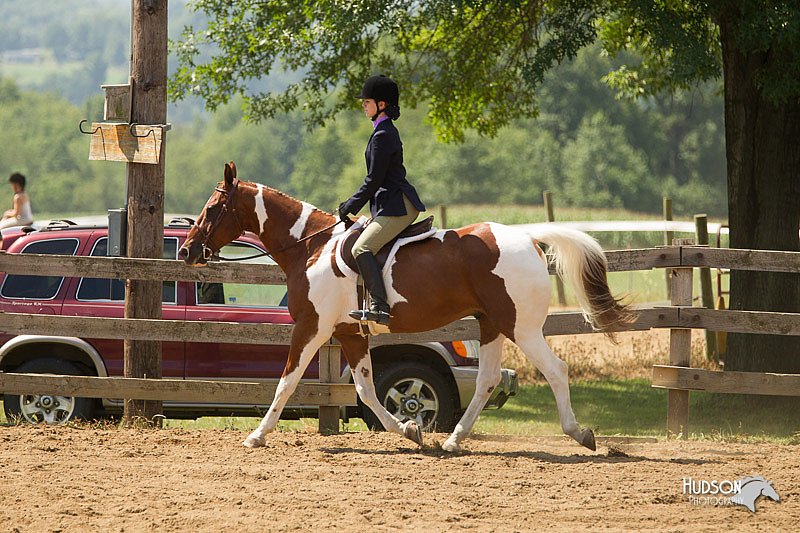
[0,244,798,435]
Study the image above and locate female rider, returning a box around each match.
[338,75,426,326]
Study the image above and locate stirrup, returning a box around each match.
[350,307,391,337]
[348,308,391,325]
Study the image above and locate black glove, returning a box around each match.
[337,202,351,223]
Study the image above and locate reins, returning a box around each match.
[214,219,344,262]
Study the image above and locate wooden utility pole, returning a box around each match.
[124,0,167,425]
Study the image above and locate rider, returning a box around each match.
[338,75,426,326]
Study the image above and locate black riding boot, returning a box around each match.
[349,252,391,326]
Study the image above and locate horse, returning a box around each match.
[179,162,635,452]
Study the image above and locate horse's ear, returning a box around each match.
[223,161,237,187]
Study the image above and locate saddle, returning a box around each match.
[336,215,437,277]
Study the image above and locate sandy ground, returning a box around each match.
[0,426,796,532]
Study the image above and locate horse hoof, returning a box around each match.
[579,428,596,451]
[442,439,461,453]
[243,435,265,448]
[401,420,423,446]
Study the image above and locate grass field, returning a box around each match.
[153,381,800,444]
[5,384,796,443]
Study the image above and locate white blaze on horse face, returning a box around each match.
[488,223,552,339]
[254,184,269,236]
[289,201,315,240]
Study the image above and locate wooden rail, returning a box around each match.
[652,365,800,397]
[0,372,357,406]
[0,253,287,284]
[2,246,797,283]
[680,247,800,272]
[0,307,696,345]
[3,306,797,345]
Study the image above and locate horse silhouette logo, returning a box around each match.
[730,476,780,512]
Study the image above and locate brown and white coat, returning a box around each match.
[180,163,633,453]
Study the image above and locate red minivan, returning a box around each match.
[0,219,517,431]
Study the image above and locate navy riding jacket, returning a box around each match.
[341,119,426,218]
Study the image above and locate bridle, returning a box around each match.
[193,178,244,261]
[191,178,344,262]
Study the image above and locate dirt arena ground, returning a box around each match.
[0,425,796,532]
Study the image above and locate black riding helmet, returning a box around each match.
[356,75,400,120]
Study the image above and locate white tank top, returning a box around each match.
[16,193,33,225]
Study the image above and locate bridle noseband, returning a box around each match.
[193,177,244,260]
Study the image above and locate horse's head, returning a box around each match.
[179,161,245,266]
[762,482,780,502]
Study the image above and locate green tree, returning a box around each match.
[173,0,799,372]
[599,1,800,371]
[164,98,305,214]
[562,111,655,210]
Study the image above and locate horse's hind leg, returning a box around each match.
[516,331,596,451]
[442,326,504,453]
[337,334,422,445]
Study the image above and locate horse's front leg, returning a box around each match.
[337,334,423,446]
[243,322,332,448]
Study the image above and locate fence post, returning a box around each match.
[543,191,567,306]
[694,214,717,362]
[438,204,447,229]
[318,343,342,434]
[668,238,693,438]
[663,197,673,300]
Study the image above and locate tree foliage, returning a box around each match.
[172,1,799,137]
[171,0,600,141]
[0,41,727,218]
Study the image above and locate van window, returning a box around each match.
[76,237,179,304]
[195,242,286,307]
[0,238,80,300]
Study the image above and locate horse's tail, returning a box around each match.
[533,225,636,341]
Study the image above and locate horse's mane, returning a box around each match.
[223,179,334,216]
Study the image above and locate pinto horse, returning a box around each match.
[179,162,634,452]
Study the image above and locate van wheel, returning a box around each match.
[361,362,458,433]
[3,358,96,425]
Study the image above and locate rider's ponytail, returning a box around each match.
[385,104,401,121]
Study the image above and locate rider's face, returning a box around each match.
[361,98,384,119]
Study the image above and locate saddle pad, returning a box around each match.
[335,216,438,278]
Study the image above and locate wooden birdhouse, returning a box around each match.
[101,82,132,122]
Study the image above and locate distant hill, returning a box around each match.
[0,1,216,121]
